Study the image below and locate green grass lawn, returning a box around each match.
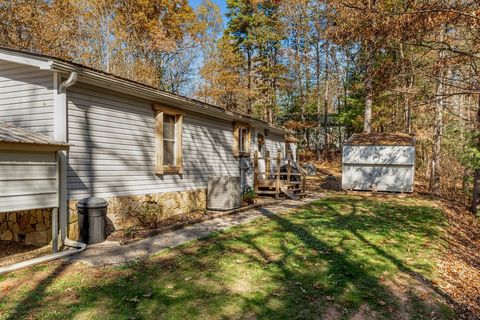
[0,195,455,319]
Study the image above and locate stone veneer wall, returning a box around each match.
[68,189,207,240]
[0,209,52,245]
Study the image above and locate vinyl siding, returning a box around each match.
[67,83,241,200]
[250,129,285,159]
[0,61,54,136]
[265,132,285,160]
[0,151,58,212]
[253,130,286,169]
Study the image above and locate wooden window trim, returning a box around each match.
[233,122,251,157]
[153,103,183,175]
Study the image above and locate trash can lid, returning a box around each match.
[77,197,108,209]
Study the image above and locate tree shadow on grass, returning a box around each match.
[2,262,70,320]
[246,198,460,319]
[1,196,467,319]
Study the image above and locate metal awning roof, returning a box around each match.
[0,121,69,151]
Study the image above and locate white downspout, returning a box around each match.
[59,71,78,92]
[55,72,77,244]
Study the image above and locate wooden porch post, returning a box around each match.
[302,172,307,193]
[254,151,259,194]
[275,150,281,199]
[266,151,271,179]
[287,150,292,184]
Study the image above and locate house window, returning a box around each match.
[239,127,249,153]
[163,114,176,167]
[233,122,251,157]
[153,104,183,174]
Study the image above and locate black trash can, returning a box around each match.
[77,197,108,245]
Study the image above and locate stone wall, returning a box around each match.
[0,190,207,244]
[0,209,52,245]
[68,189,207,240]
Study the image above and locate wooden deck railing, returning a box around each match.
[253,150,306,199]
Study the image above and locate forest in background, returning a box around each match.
[0,0,479,214]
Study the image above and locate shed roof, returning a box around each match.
[285,134,300,143]
[345,132,415,146]
[0,122,69,151]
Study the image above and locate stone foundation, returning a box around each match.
[0,209,52,245]
[68,189,207,240]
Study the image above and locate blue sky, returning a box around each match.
[186,0,227,97]
[189,0,228,18]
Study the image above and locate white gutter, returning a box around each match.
[0,51,52,70]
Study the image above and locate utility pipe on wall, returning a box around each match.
[0,239,86,275]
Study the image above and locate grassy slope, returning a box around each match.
[0,195,454,319]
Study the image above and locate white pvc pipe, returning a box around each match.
[0,238,86,275]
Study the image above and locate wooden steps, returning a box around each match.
[280,186,300,200]
[256,190,279,195]
[254,150,307,200]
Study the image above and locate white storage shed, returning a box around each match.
[342,133,415,193]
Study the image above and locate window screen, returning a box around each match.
[163,114,176,166]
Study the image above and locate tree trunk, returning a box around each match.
[472,96,480,214]
[324,42,330,147]
[404,77,413,134]
[429,28,446,194]
[429,80,444,193]
[362,0,375,134]
[473,170,480,215]
[363,39,373,133]
[399,43,413,134]
[364,72,373,133]
[247,47,252,115]
[315,42,322,160]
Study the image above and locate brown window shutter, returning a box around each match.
[233,122,240,157]
[246,127,251,153]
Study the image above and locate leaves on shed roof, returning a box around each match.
[346,132,415,146]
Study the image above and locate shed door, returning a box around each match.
[342,145,415,192]
[0,150,58,212]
